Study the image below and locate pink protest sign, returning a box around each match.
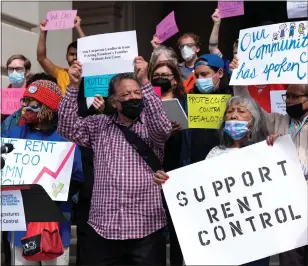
[1,88,25,115]
[156,11,179,43]
[153,86,161,97]
[218,1,244,18]
[44,10,77,31]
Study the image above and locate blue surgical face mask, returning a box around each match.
[223,120,250,140]
[195,78,215,93]
[8,71,25,86]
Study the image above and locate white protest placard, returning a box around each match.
[163,135,308,265]
[1,190,26,231]
[270,90,287,115]
[230,21,308,85]
[287,2,308,19]
[77,31,138,76]
[1,138,76,201]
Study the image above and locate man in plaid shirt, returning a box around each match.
[58,56,172,265]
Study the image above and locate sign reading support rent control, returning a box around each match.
[77,31,138,77]
[1,190,26,231]
[1,138,75,201]
[230,21,308,85]
[187,94,231,129]
[163,135,308,265]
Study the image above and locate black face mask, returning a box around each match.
[151,78,172,93]
[119,99,144,120]
[286,101,307,119]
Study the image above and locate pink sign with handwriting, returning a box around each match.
[1,88,25,115]
[153,86,161,97]
[218,1,244,18]
[156,11,179,43]
[44,10,77,30]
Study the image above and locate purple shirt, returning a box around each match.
[58,82,172,240]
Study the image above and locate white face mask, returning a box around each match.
[181,45,195,61]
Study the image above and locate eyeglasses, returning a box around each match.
[8,67,25,73]
[282,93,308,102]
[179,43,196,50]
[152,73,174,79]
[25,105,41,112]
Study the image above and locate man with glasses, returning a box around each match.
[177,33,201,80]
[1,55,32,136]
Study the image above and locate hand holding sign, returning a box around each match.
[68,61,82,89]
[93,95,105,113]
[211,9,221,24]
[151,34,161,49]
[134,56,149,85]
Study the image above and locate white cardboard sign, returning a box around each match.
[1,138,75,201]
[1,190,27,231]
[270,90,287,115]
[77,31,138,76]
[230,21,308,85]
[163,135,308,265]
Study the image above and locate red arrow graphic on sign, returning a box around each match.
[32,144,76,184]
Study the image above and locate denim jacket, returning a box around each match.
[1,108,22,136]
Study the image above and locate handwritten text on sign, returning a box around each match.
[1,138,75,201]
[230,21,308,85]
[156,11,179,43]
[78,31,138,76]
[163,136,308,265]
[1,88,25,115]
[218,1,244,18]
[44,10,77,30]
[84,74,116,97]
[0,190,26,231]
[187,94,231,129]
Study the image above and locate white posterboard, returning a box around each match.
[77,31,138,76]
[162,98,188,129]
[0,190,26,231]
[163,135,308,265]
[287,2,308,19]
[270,90,287,115]
[1,138,76,201]
[230,21,308,85]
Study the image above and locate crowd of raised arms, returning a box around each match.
[1,6,308,266]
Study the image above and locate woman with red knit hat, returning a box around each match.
[2,73,83,266]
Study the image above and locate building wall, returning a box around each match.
[1,1,72,88]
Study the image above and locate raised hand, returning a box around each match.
[212,9,221,24]
[68,61,82,89]
[134,56,149,85]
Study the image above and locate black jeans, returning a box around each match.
[279,246,308,266]
[83,225,166,265]
[2,231,11,265]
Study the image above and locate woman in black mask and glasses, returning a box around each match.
[151,60,191,266]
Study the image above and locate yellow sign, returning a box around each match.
[187,94,231,129]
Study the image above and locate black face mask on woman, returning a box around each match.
[286,99,308,119]
[119,98,144,120]
[151,78,172,93]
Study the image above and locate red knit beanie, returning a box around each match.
[23,80,62,111]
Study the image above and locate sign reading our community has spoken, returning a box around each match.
[1,138,76,201]
[187,94,231,129]
[163,135,308,265]
[230,21,308,85]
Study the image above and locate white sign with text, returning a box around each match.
[1,190,26,231]
[270,90,287,115]
[230,21,308,85]
[163,135,308,265]
[77,31,138,76]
